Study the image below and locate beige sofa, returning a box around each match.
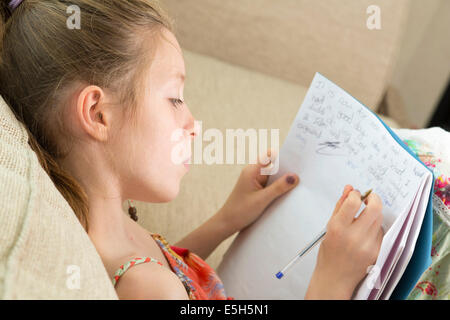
[0,1,405,299]
[0,97,118,299]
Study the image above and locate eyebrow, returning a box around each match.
[164,72,185,87]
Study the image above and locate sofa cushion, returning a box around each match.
[0,96,118,299]
[163,0,409,110]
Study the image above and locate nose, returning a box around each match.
[184,108,197,141]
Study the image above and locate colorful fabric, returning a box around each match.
[111,233,234,300]
[393,127,450,300]
[112,257,164,287]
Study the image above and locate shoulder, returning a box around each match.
[114,259,189,300]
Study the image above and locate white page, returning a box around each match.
[379,173,433,299]
[370,176,427,299]
[217,73,431,299]
[352,184,417,299]
[369,178,426,299]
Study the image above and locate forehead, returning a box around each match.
[148,29,185,82]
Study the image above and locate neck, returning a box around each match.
[87,194,129,238]
[58,148,136,249]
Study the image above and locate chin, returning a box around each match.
[132,171,183,203]
[157,189,180,203]
[146,182,181,203]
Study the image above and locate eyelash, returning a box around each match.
[170,98,184,109]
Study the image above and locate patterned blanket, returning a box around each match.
[393,127,449,300]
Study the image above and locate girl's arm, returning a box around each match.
[174,151,299,260]
[174,208,235,260]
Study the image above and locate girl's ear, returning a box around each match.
[76,85,109,142]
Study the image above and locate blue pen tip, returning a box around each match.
[276,272,283,279]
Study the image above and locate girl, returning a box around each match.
[0,0,383,300]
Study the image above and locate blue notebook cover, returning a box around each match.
[317,72,435,299]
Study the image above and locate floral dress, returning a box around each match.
[112,233,234,300]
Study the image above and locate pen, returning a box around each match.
[275,189,373,279]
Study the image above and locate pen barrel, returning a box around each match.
[280,229,327,275]
[276,189,372,279]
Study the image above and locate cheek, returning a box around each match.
[127,105,187,201]
[129,139,183,202]
[141,127,185,179]
[138,129,174,172]
[137,104,176,163]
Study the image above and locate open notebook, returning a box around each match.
[217,73,434,300]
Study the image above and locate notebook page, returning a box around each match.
[217,73,430,299]
[368,177,426,299]
[379,173,433,299]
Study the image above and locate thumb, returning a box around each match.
[261,173,299,203]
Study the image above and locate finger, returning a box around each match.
[248,150,274,175]
[336,189,362,225]
[354,193,383,230]
[251,149,279,186]
[368,222,384,248]
[331,184,354,218]
[367,207,385,240]
[368,226,384,258]
[260,172,299,204]
[376,227,384,246]
[258,148,278,167]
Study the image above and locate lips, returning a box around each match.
[183,155,191,164]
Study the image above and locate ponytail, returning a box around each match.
[26,127,90,231]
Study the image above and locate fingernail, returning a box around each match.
[286,175,296,185]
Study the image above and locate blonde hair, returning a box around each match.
[0,0,173,231]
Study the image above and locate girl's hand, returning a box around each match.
[217,149,300,234]
[305,185,384,299]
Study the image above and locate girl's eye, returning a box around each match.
[170,98,184,109]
